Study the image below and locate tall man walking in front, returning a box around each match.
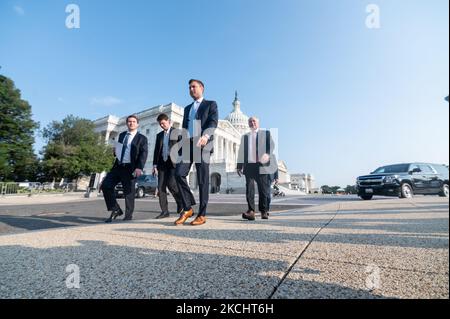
[103,115,148,222]
[237,117,276,220]
[152,113,185,219]
[175,79,218,226]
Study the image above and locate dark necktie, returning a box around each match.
[120,133,130,164]
[163,131,169,161]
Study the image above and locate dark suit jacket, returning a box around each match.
[182,99,219,153]
[113,131,148,172]
[237,130,276,175]
[152,127,179,170]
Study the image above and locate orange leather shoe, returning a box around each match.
[190,215,206,226]
[174,208,194,225]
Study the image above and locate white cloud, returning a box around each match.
[90,96,123,107]
[13,5,25,16]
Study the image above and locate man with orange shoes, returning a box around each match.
[174,79,218,226]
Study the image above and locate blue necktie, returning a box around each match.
[120,133,130,163]
[163,131,169,161]
[188,102,199,137]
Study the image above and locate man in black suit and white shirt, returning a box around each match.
[174,79,218,226]
[103,114,148,222]
[237,117,276,220]
[152,113,186,219]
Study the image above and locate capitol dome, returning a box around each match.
[225,91,250,135]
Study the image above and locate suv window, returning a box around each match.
[418,164,434,174]
[137,175,156,183]
[432,164,449,175]
[373,164,410,174]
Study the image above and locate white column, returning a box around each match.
[233,143,237,167]
[226,139,230,161]
[214,137,218,162]
[228,141,232,170]
[224,140,229,170]
[220,137,224,162]
[104,131,110,144]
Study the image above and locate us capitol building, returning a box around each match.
[94,93,315,194]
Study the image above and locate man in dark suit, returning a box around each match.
[152,113,186,219]
[174,79,218,226]
[237,117,277,220]
[103,114,148,222]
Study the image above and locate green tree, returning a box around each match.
[0,74,39,181]
[321,185,342,194]
[41,115,114,181]
[321,185,331,194]
[330,186,341,194]
[345,185,357,194]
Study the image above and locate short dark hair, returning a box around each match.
[189,79,205,88]
[126,114,139,123]
[157,113,170,123]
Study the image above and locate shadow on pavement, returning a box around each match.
[119,214,449,250]
[0,239,390,299]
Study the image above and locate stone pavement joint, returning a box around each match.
[268,204,341,298]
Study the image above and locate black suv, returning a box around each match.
[356,163,449,200]
[115,174,158,198]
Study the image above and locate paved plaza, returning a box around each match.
[0,195,448,299]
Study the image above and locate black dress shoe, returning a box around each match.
[261,212,269,220]
[155,212,170,219]
[112,208,124,220]
[123,216,133,221]
[105,208,123,223]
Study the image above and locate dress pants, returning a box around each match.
[175,138,209,216]
[158,161,183,214]
[245,163,271,213]
[102,164,136,219]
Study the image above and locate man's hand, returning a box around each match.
[152,167,158,177]
[134,168,143,178]
[260,153,270,164]
[196,135,209,147]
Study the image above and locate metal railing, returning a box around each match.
[0,182,77,196]
[0,182,19,195]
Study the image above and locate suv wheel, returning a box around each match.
[136,187,145,198]
[360,195,373,200]
[400,183,413,199]
[439,184,449,197]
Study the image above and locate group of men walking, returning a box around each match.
[101,79,278,226]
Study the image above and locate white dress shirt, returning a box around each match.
[248,129,259,163]
[189,97,204,137]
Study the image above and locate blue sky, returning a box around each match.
[1,0,448,187]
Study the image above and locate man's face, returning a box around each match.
[248,118,259,131]
[159,119,171,131]
[127,117,139,131]
[189,81,204,101]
